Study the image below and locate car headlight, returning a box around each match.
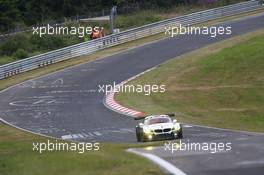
[173,123,180,130]
[143,126,152,134]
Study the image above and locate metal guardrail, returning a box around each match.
[0,1,262,80]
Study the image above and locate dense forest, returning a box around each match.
[0,0,219,32]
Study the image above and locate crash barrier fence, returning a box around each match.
[0,1,263,80]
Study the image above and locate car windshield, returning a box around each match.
[145,117,171,125]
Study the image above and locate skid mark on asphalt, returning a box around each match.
[46,89,97,94]
[18,80,44,88]
[52,78,64,85]
[19,83,80,89]
[182,125,193,128]
[9,99,64,107]
[61,127,135,140]
[81,68,96,72]
[32,85,80,89]
[18,78,82,89]
[189,132,227,138]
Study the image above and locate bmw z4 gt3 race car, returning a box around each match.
[135,114,183,142]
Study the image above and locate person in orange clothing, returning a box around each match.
[90,27,100,40]
[90,27,106,40]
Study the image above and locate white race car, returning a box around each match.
[135,114,183,142]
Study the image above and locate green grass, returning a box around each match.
[115,10,163,30]
[0,55,13,65]
[116,30,264,132]
[0,35,168,173]
[0,42,166,174]
[114,0,245,30]
[0,124,163,175]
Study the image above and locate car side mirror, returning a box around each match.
[173,119,177,123]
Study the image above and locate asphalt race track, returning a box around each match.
[1,12,264,175]
[1,13,264,142]
[0,12,263,141]
[132,125,264,175]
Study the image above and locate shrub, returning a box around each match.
[12,49,28,60]
[0,34,30,56]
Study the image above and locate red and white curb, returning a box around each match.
[104,90,144,117]
[103,67,157,117]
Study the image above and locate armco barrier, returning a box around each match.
[0,1,262,80]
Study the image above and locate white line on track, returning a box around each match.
[127,148,187,175]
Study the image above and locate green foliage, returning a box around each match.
[12,48,28,60]
[0,33,81,64]
[31,35,65,51]
[0,34,29,56]
[115,10,162,29]
[0,0,244,32]
[0,55,13,65]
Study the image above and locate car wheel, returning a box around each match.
[178,128,183,139]
[136,133,142,142]
[136,127,143,142]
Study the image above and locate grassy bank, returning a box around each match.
[116,30,264,132]
[0,124,162,175]
[0,30,165,174]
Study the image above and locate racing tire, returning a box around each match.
[136,133,142,142]
[136,128,143,142]
[177,128,183,139]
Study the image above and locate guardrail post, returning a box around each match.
[110,6,117,34]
